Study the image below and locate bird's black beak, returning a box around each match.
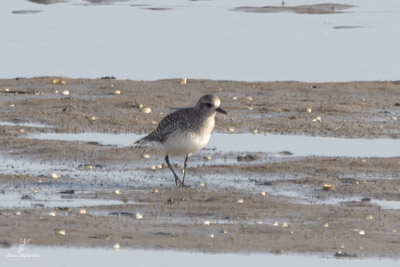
[216,107,227,115]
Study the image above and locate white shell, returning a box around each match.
[57,230,66,235]
[78,209,86,215]
[142,107,152,114]
[51,172,59,179]
[135,213,143,220]
[61,90,70,96]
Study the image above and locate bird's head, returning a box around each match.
[196,95,227,115]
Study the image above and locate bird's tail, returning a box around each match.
[134,135,150,145]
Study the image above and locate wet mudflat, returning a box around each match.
[0,78,400,258]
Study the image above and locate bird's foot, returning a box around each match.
[179,182,190,188]
[174,175,183,187]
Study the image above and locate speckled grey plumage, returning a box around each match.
[137,107,212,144]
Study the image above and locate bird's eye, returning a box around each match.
[206,103,213,108]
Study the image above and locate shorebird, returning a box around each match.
[135,95,227,187]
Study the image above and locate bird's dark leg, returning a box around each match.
[165,155,182,186]
[181,155,189,187]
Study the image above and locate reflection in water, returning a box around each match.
[83,0,130,4]
[232,4,354,15]
[28,0,65,4]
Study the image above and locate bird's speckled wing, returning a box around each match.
[145,108,199,143]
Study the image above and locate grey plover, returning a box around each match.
[135,95,227,187]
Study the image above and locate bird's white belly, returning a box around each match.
[164,115,215,156]
[164,132,211,156]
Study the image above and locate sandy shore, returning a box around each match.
[0,77,400,257]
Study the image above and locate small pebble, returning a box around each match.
[247,97,253,101]
[181,78,187,85]
[113,243,120,251]
[209,233,215,238]
[114,90,121,95]
[15,211,21,216]
[307,108,312,113]
[61,90,70,96]
[359,230,365,235]
[365,215,373,220]
[257,221,263,225]
[157,164,163,169]
[204,155,212,161]
[9,104,15,107]
[49,211,56,217]
[86,165,93,170]
[393,229,398,233]
[4,88,10,92]
[223,229,228,234]
[248,106,254,111]
[32,189,38,194]
[90,116,96,121]
[142,107,152,114]
[237,199,244,203]
[135,213,143,220]
[143,154,151,159]
[324,223,329,228]
[114,189,121,195]
[57,230,66,236]
[19,129,25,133]
[232,96,237,100]
[154,188,159,193]
[228,127,235,133]
[313,116,322,122]
[151,166,156,170]
[260,191,267,196]
[203,220,210,225]
[282,222,289,228]
[199,182,206,187]
[252,129,258,135]
[78,209,86,215]
[273,222,279,227]
[51,172,59,179]
[322,184,335,191]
